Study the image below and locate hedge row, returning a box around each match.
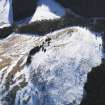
[1,18,105,39]
[16,18,88,35]
[16,18,105,35]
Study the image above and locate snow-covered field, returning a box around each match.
[29,0,65,22]
[0,0,104,105]
[14,27,102,105]
[0,0,13,28]
[0,26,103,105]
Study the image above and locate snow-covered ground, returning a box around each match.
[0,0,13,28]
[13,27,102,105]
[0,0,104,105]
[30,0,65,22]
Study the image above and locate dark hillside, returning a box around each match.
[80,59,105,105]
[56,0,105,18]
[12,0,37,22]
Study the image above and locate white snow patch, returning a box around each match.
[30,0,65,22]
[0,0,13,27]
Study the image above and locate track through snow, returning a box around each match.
[30,0,65,22]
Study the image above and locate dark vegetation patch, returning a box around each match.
[1,18,105,39]
[29,46,42,56]
[80,59,105,105]
[0,26,13,38]
[26,37,51,65]
[93,19,105,32]
[12,0,38,22]
[16,18,90,35]
[16,18,105,35]
[5,80,27,105]
[3,57,27,105]
[5,57,25,90]
[26,46,42,65]
[56,0,105,18]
